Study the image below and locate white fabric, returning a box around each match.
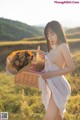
[38,55,71,118]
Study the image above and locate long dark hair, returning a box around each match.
[44,20,68,52]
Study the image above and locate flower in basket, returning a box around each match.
[6,47,45,75]
[6,50,34,75]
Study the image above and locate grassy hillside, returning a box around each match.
[66,27,80,34]
[0,18,43,41]
[66,32,80,39]
[0,18,80,41]
[65,27,80,39]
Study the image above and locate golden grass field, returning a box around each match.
[0,37,80,120]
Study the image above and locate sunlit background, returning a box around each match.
[0,0,80,27]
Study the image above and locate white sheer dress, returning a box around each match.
[38,46,71,118]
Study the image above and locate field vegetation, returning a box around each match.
[0,34,80,120]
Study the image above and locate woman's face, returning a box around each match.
[47,29,58,47]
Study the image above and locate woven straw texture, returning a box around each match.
[14,70,40,88]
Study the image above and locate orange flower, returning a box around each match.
[6,50,34,74]
[28,50,33,56]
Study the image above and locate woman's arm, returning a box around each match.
[42,43,75,79]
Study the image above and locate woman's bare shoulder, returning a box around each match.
[59,43,69,51]
[59,43,68,47]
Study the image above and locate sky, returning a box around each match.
[0,0,80,27]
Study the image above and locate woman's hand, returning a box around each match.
[41,71,53,80]
[37,49,45,59]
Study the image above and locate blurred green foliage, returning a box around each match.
[0,18,43,41]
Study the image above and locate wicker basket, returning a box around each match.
[6,47,45,88]
[14,70,40,88]
[14,48,45,88]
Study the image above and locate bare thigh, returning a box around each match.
[43,93,60,120]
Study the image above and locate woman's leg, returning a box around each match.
[56,112,63,120]
[43,93,59,120]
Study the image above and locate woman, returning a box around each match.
[38,21,75,120]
